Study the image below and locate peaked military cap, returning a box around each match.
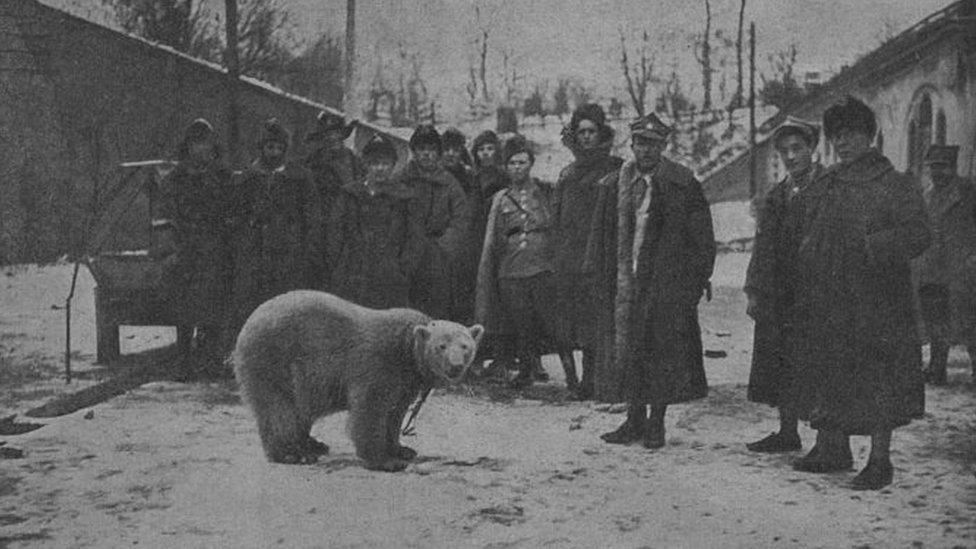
[307,111,355,142]
[924,144,959,166]
[362,134,398,163]
[772,116,821,148]
[629,113,673,140]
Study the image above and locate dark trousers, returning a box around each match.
[498,272,568,371]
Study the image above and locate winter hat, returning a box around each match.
[409,124,442,152]
[257,117,291,149]
[569,103,607,131]
[307,111,355,142]
[178,118,219,160]
[772,116,820,149]
[441,128,473,165]
[471,130,500,167]
[362,134,398,163]
[823,96,876,140]
[500,134,535,165]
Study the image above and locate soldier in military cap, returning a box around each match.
[475,135,578,390]
[916,144,976,385]
[743,116,823,453]
[587,113,715,448]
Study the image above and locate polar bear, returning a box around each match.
[232,291,483,471]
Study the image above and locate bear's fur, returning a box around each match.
[232,291,483,471]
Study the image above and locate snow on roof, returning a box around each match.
[30,0,403,143]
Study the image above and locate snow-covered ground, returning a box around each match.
[0,259,973,548]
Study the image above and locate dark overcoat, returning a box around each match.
[553,132,623,351]
[394,161,471,319]
[587,158,715,404]
[447,163,482,323]
[326,180,421,309]
[787,150,930,434]
[916,176,976,342]
[230,161,322,331]
[744,165,821,407]
[305,146,366,288]
[155,161,236,327]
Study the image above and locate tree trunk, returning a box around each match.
[701,0,712,111]
[344,0,356,111]
[735,0,746,109]
[224,0,240,167]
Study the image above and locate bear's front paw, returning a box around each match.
[393,445,418,460]
[365,458,409,472]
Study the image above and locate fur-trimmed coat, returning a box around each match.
[586,158,715,404]
[553,129,624,351]
[787,150,929,434]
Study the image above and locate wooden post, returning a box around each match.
[225,0,241,167]
[748,21,757,199]
[344,0,356,111]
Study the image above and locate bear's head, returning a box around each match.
[413,321,484,384]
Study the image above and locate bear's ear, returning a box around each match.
[468,324,485,345]
[413,324,432,343]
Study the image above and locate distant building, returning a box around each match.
[703,0,976,203]
[0,0,406,264]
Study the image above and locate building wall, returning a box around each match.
[0,0,403,263]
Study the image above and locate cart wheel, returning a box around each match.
[95,286,120,364]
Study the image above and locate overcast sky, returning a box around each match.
[284,0,956,116]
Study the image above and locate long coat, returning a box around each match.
[553,133,623,352]
[587,158,715,404]
[155,161,236,327]
[230,161,322,331]
[744,165,821,407]
[326,180,421,309]
[395,161,471,319]
[447,163,482,323]
[305,146,366,288]
[916,176,976,342]
[787,150,930,435]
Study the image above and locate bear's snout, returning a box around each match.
[448,364,465,378]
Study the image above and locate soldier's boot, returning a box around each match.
[926,339,949,385]
[558,352,580,395]
[575,349,595,401]
[509,355,536,389]
[600,404,646,444]
[642,405,667,449]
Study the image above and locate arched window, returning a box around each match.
[936,110,947,145]
[907,93,934,175]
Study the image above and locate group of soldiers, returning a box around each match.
[743,96,976,492]
[151,93,971,492]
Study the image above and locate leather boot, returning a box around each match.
[642,406,666,449]
[600,404,646,444]
[559,352,580,394]
[926,340,949,385]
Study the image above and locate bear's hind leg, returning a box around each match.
[251,389,319,465]
[349,384,407,472]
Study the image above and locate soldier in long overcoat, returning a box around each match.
[470,130,515,370]
[394,125,471,319]
[553,103,624,399]
[588,114,715,449]
[915,144,976,385]
[787,97,930,490]
[442,128,480,323]
[153,118,236,376]
[327,135,421,309]
[744,117,823,453]
[304,111,366,289]
[230,119,322,335]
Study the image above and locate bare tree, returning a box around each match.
[619,28,656,118]
[102,0,220,61]
[732,0,746,110]
[500,47,524,107]
[693,0,713,111]
[760,43,807,109]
